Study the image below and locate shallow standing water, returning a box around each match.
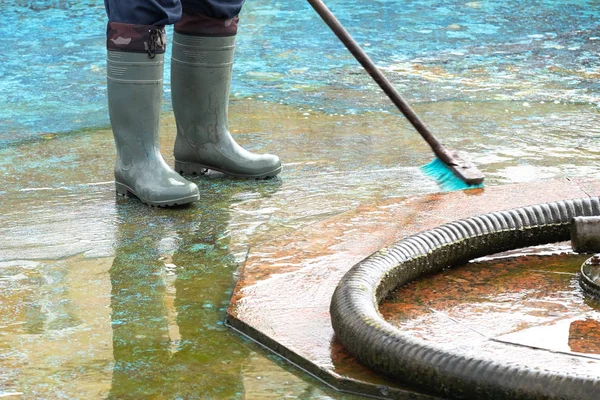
[2,0,600,398]
[381,251,600,375]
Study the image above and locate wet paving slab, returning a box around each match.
[227,176,600,398]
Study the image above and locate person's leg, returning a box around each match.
[181,0,243,20]
[104,0,199,206]
[104,0,182,26]
[170,0,282,179]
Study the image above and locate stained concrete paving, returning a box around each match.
[2,98,600,398]
[5,1,600,397]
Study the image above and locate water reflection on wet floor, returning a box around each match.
[4,0,600,395]
[1,96,600,397]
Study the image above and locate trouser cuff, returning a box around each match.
[107,22,167,54]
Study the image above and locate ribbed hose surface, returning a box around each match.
[580,264,600,301]
[330,197,600,400]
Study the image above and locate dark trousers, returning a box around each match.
[104,0,245,25]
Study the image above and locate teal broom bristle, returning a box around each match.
[420,158,483,192]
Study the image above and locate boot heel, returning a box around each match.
[115,182,131,198]
[175,160,208,176]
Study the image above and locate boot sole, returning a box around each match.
[115,182,199,207]
[175,160,282,180]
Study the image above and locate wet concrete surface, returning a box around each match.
[2,98,600,398]
[7,1,600,145]
[228,176,600,398]
[5,101,419,399]
[5,1,600,398]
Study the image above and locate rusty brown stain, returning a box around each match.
[228,178,597,389]
[569,319,600,354]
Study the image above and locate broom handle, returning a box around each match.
[306,0,454,165]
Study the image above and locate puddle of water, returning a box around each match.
[1,103,381,399]
[381,251,600,374]
[0,213,362,399]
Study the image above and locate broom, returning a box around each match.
[306,0,485,190]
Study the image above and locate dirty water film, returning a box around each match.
[381,252,600,374]
[2,0,600,399]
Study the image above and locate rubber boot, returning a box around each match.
[107,29,200,207]
[171,33,282,179]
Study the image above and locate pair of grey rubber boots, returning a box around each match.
[107,33,281,207]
